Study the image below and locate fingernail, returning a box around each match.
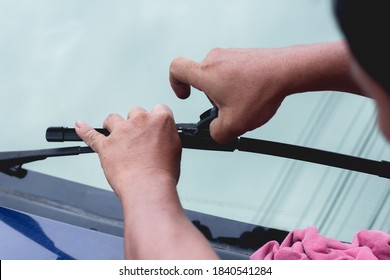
[76,120,85,128]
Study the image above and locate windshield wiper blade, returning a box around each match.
[3,107,390,180]
[236,137,390,179]
[45,126,390,179]
[0,146,93,178]
[45,107,390,180]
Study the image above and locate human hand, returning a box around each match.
[170,43,361,144]
[76,106,219,259]
[75,104,182,198]
[169,48,288,144]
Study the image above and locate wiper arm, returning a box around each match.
[0,146,93,178]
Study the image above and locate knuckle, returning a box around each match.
[153,106,173,121]
[103,113,119,127]
[130,110,148,125]
[169,56,186,73]
[159,111,174,125]
[210,47,222,54]
[106,113,119,120]
[154,114,172,129]
[207,48,223,58]
[132,109,148,119]
[169,57,179,72]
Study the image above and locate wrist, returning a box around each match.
[113,168,179,204]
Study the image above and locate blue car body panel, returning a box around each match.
[0,206,124,260]
[0,170,288,260]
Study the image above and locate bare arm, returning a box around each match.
[76,105,218,259]
[283,41,362,95]
[169,41,363,144]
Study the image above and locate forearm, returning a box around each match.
[281,41,363,96]
[118,171,219,260]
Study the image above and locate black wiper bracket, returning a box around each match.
[176,107,238,151]
[0,146,93,178]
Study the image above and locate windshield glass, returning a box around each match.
[1,0,389,243]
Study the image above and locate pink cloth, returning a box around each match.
[250,226,390,260]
